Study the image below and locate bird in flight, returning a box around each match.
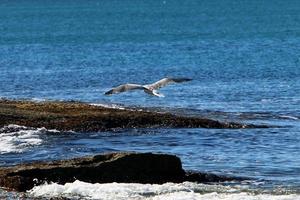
[105,77,192,97]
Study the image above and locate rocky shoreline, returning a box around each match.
[0,99,268,132]
[0,152,245,192]
[0,99,261,193]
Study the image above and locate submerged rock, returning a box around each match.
[0,152,244,192]
[0,100,268,132]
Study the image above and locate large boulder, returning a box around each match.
[0,152,184,192]
[0,152,244,192]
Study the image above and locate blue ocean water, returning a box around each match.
[1,0,300,199]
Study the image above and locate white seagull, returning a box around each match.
[105,77,192,97]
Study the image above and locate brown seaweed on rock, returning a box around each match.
[0,99,269,132]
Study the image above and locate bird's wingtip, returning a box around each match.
[173,77,193,82]
[104,90,113,96]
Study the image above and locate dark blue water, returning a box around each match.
[1,0,300,198]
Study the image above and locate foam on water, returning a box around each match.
[0,125,59,154]
[90,103,144,112]
[279,115,299,121]
[90,103,126,110]
[29,180,300,200]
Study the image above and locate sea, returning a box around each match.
[0,0,300,199]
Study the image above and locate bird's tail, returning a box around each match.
[152,90,165,97]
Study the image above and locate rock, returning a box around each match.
[184,170,245,182]
[0,100,269,132]
[0,152,184,191]
[0,152,244,192]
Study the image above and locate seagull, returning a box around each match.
[105,77,192,97]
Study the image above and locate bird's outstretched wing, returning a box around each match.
[146,78,192,90]
[105,84,144,95]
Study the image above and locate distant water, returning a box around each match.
[1,0,300,199]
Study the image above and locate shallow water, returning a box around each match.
[1,0,300,199]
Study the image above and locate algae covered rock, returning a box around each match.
[0,100,268,132]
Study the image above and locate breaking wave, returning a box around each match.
[0,125,59,154]
[29,180,300,200]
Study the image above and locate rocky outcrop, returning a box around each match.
[0,152,244,192]
[0,100,268,132]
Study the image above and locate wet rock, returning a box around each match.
[184,170,245,183]
[0,100,268,132]
[0,153,180,191]
[0,152,184,191]
[0,152,243,192]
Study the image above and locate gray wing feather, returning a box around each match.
[105,84,144,95]
[147,78,192,90]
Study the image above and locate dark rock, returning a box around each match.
[184,170,245,183]
[0,100,269,132]
[0,152,244,192]
[0,152,184,192]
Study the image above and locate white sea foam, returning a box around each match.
[31,97,47,102]
[90,103,144,112]
[279,115,299,120]
[29,180,300,200]
[0,125,59,154]
[90,103,126,110]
